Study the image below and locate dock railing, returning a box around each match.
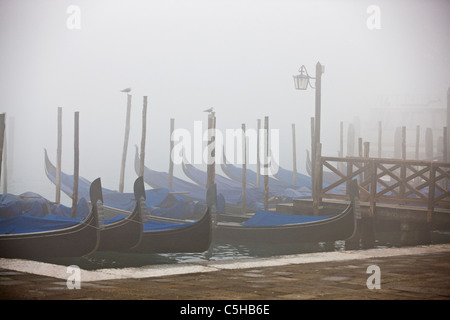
[316,156,450,222]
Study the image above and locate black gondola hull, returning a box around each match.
[129,208,212,254]
[214,202,355,245]
[0,207,99,259]
[97,206,143,252]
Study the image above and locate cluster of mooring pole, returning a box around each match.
[117,90,147,193]
[181,112,273,214]
[53,108,81,218]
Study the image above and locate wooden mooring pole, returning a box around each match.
[256,119,261,188]
[0,113,5,184]
[292,123,297,185]
[339,121,343,172]
[168,118,175,189]
[71,111,80,218]
[206,112,216,189]
[263,116,269,211]
[241,123,247,214]
[56,107,62,203]
[119,93,132,193]
[139,96,148,177]
[312,142,321,215]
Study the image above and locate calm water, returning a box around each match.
[40,230,450,270]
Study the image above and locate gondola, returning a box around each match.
[219,150,312,199]
[94,177,143,252]
[213,179,359,245]
[45,148,203,219]
[126,176,212,254]
[45,150,212,253]
[0,179,102,259]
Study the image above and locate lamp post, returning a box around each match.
[293,62,324,212]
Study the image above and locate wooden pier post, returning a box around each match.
[139,96,148,177]
[312,142,322,215]
[378,121,382,158]
[415,125,420,160]
[310,117,315,200]
[443,127,448,192]
[425,128,433,160]
[447,87,450,161]
[71,111,80,218]
[256,119,261,188]
[56,107,62,203]
[394,127,401,159]
[443,127,448,162]
[292,123,297,185]
[361,143,375,249]
[241,123,247,214]
[168,118,175,189]
[358,138,363,157]
[400,126,407,202]
[363,141,370,182]
[358,138,363,183]
[347,123,355,157]
[264,116,269,211]
[119,93,132,193]
[401,126,406,160]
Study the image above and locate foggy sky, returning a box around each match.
[0,0,449,203]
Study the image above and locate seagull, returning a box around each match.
[120,88,131,93]
[203,107,214,113]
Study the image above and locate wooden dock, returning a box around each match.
[277,155,450,247]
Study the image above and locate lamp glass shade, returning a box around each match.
[293,74,309,90]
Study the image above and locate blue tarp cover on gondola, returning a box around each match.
[0,193,91,234]
[0,193,90,219]
[242,210,331,227]
[143,220,196,232]
[45,149,212,218]
[0,214,83,235]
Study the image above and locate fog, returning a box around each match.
[0,0,449,204]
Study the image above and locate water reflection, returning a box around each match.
[36,230,450,271]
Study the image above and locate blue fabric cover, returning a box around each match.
[0,193,91,234]
[0,214,83,235]
[143,220,196,232]
[273,166,313,189]
[185,161,315,203]
[45,150,209,218]
[182,162,269,209]
[242,210,331,227]
[0,193,90,219]
[135,151,227,213]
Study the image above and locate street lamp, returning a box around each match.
[293,65,315,90]
[293,62,324,213]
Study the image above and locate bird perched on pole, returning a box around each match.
[121,88,131,93]
[203,107,215,116]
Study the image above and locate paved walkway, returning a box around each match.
[1,244,449,301]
